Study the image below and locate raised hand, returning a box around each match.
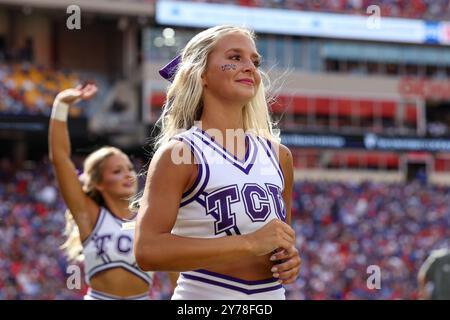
[55,83,98,105]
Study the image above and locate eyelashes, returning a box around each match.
[229,55,261,68]
[248,57,261,67]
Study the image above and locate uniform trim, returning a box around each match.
[193,126,251,164]
[171,135,204,199]
[233,226,241,235]
[180,270,282,295]
[182,156,203,198]
[82,206,153,287]
[103,204,137,224]
[87,261,153,285]
[192,130,257,175]
[86,288,149,300]
[256,137,285,189]
[173,135,211,207]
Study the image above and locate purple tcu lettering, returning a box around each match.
[117,235,133,254]
[94,234,112,256]
[242,183,271,222]
[266,183,286,221]
[206,185,239,235]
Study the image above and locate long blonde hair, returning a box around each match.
[61,146,125,262]
[154,25,280,150]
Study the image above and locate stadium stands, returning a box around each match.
[0,63,110,117]
[177,0,450,20]
[0,158,82,299]
[2,0,450,301]
[0,157,174,299]
[1,158,449,299]
[286,179,450,299]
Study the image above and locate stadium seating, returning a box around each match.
[0,157,175,299]
[286,179,450,299]
[177,0,450,20]
[0,63,108,117]
[1,158,449,299]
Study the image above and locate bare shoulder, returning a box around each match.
[270,141,293,167]
[278,143,293,165]
[150,140,193,168]
[147,139,197,187]
[270,142,293,190]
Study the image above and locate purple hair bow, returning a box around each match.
[158,55,181,83]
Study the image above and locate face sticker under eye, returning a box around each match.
[221,64,237,71]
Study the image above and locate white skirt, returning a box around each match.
[172,269,285,300]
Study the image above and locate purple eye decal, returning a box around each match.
[221,64,237,71]
[159,55,181,83]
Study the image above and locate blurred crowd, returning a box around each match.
[1,158,449,299]
[286,180,450,299]
[0,157,172,300]
[0,158,81,299]
[180,0,450,20]
[0,63,81,117]
[0,63,106,117]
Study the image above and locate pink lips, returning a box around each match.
[236,79,254,86]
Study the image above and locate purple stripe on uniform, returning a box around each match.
[194,127,251,164]
[243,135,259,173]
[181,273,282,295]
[88,288,149,300]
[244,136,250,161]
[88,289,122,300]
[100,254,109,264]
[182,158,203,198]
[195,269,279,285]
[103,204,137,223]
[264,138,285,186]
[179,136,210,207]
[88,262,153,285]
[196,195,206,208]
[192,130,247,164]
[177,136,210,208]
[193,131,256,175]
[256,137,284,187]
[107,211,136,228]
[171,136,204,199]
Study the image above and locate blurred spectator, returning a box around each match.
[418,248,450,300]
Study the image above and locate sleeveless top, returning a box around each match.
[82,206,154,286]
